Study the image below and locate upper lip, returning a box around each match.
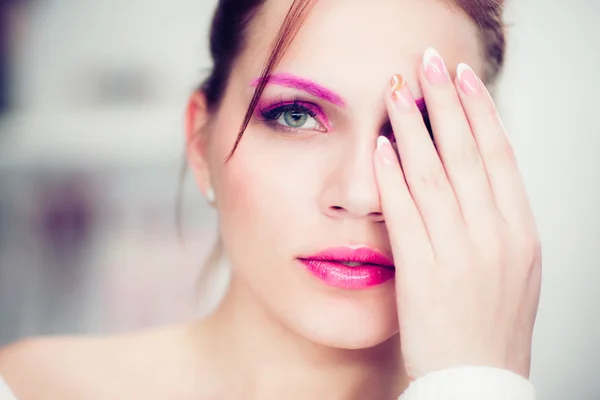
[299,246,395,268]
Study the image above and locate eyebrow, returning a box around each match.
[251,73,427,114]
[250,73,347,107]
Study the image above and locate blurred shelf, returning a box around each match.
[0,106,188,169]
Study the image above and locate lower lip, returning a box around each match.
[299,259,395,290]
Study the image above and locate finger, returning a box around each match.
[373,135,434,269]
[419,48,498,229]
[386,73,464,257]
[454,62,535,231]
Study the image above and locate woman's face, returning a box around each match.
[190,0,485,349]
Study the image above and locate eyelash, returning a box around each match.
[256,99,433,139]
[257,100,330,133]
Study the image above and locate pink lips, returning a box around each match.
[298,246,395,290]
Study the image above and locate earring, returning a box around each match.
[205,187,216,205]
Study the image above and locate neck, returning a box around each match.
[196,275,408,400]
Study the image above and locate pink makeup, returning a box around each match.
[252,72,425,112]
[298,246,395,290]
[252,72,429,136]
[251,73,347,107]
[415,98,426,113]
[256,99,333,132]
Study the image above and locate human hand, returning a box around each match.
[374,48,542,381]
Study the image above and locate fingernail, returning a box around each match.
[423,47,448,85]
[457,63,481,96]
[377,135,396,166]
[390,74,413,111]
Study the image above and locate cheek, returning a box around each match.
[218,136,314,228]
[214,128,332,262]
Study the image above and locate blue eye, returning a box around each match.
[258,100,329,133]
[262,104,319,130]
[282,109,311,128]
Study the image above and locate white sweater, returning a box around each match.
[398,366,535,399]
[0,367,535,399]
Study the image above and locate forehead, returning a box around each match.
[238,0,483,101]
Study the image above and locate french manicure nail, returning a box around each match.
[456,63,481,95]
[377,135,396,166]
[423,47,448,85]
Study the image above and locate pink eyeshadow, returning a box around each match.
[251,73,346,107]
[257,99,334,132]
[415,98,427,114]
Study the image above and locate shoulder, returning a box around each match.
[0,335,114,399]
[0,325,196,400]
[0,335,93,376]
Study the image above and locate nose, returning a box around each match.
[319,137,384,223]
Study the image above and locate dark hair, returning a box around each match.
[199,0,267,111]
[201,0,320,162]
[185,0,506,291]
[455,0,506,84]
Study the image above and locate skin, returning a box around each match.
[0,0,541,399]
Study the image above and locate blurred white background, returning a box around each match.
[0,0,598,398]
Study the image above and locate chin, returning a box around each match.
[307,307,398,350]
[308,325,399,351]
[275,282,400,350]
[227,243,400,350]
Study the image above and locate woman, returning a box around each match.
[0,0,542,398]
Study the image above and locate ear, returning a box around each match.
[185,90,213,200]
